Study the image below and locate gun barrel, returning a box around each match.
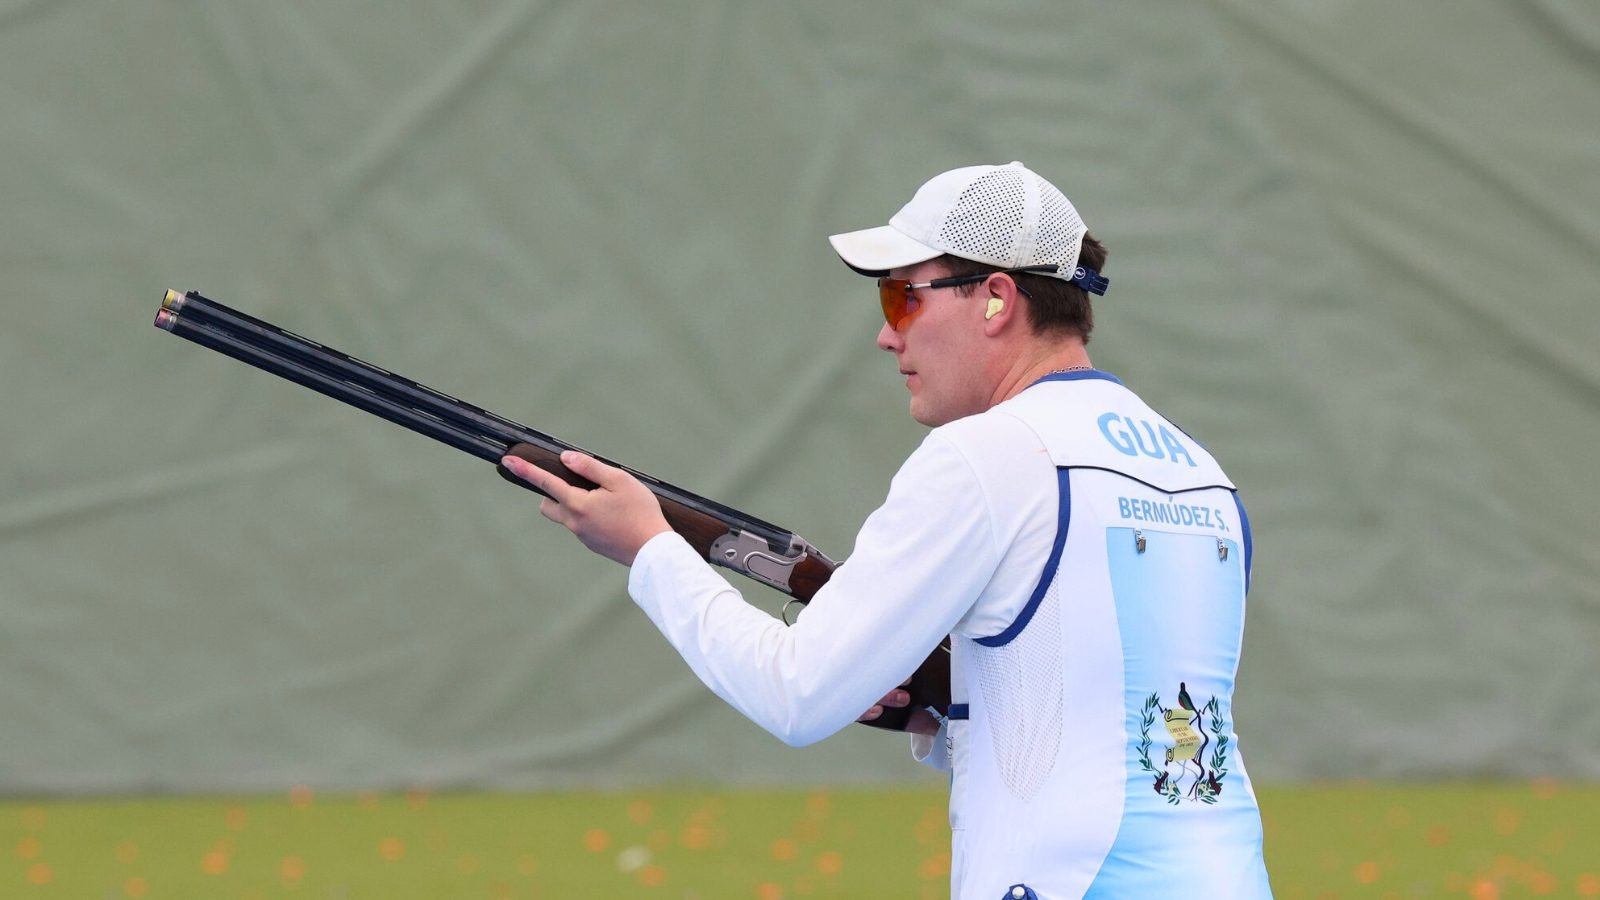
[153,290,801,554]
[160,291,535,450]
[157,308,515,468]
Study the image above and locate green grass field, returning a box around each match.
[3,782,1595,898]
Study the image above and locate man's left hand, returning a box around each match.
[500,450,671,566]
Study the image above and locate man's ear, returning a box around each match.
[981,274,1022,334]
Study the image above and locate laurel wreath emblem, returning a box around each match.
[1136,688,1230,804]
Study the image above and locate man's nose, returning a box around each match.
[876,321,902,352]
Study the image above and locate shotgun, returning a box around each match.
[152,290,949,731]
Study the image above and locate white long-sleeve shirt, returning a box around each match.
[627,371,1271,898]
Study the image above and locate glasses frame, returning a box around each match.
[877,265,1060,330]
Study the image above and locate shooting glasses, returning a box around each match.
[876,264,1110,330]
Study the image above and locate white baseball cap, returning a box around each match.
[829,161,1092,280]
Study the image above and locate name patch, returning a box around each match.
[1117,496,1228,531]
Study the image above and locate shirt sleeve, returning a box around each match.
[626,431,1000,747]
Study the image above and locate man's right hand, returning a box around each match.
[858,678,941,735]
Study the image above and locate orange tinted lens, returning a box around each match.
[877,278,918,328]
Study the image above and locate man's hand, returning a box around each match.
[500,450,671,566]
[858,677,941,735]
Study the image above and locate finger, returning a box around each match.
[538,497,570,527]
[858,705,883,722]
[503,455,582,506]
[881,689,910,708]
[560,451,631,491]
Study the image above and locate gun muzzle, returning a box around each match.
[154,308,178,330]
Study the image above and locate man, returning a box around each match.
[502,162,1272,898]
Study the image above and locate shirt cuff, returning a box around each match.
[627,530,696,595]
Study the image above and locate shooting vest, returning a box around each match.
[944,371,1272,899]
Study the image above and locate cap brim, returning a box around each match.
[827,225,943,277]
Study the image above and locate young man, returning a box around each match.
[502,162,1272,898]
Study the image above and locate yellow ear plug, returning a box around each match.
[985,297,1005,320]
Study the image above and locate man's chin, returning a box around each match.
[908,400,944,428]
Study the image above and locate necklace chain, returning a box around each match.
[1046,365,1094,376]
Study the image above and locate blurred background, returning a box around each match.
[2,0,1596,896]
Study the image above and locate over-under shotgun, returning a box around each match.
[153,290,949,730]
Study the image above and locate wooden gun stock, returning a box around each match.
[494,442,944,731]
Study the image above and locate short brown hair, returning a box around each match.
[937,233,1107,343]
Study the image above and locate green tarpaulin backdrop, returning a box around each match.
[2,0,1596,791]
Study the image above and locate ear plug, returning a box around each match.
[985,297,1005,320]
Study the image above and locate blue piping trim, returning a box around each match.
[1062,465,1233,497]
[946,703,969,720]
[1030,368,1122,388]
[976,468,1072,647]
[1233,490,1253,592]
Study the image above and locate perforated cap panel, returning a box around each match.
[927,162,1086,270]
[835,162,1090,275]
[938,169,1029,264]
[1032,183,1087,271]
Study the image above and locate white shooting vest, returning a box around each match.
[943,372,1272,899]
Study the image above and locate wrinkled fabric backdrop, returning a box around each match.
[2,0,1596,792]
